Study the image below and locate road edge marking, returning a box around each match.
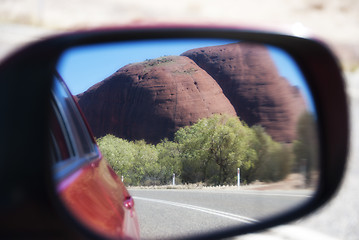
[133,196,259,224]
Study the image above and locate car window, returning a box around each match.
[51,75,95,157]
[51,74,99,181]
[49,102,72,162]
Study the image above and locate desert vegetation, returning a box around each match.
[97,113,317,187]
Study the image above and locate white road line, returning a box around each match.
[133,196,259,224]
[131,189,313,198]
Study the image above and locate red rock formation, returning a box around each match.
[77,56,237,143]
[182,43,306,143]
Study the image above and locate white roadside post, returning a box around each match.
[237,168,240,189]
[173,173,175,186]
[121,175,124,183]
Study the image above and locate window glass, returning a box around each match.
[49,102,72,161]
[51,75,96,159]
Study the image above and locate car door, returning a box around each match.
[50,73,140,240]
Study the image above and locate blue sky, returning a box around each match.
[57,39,314,111]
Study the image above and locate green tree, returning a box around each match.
[98,135,160,186]
[251,126,293,182]
[175,114,257,185]
[156,139,181,184]
[174,117,214,183]
[131,140,159,185]
[98,115,295,187]
[97,134,135,182]
[293,112,318,186]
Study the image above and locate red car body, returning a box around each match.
[50,73,140,239]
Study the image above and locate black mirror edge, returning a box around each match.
[0,26,349,240]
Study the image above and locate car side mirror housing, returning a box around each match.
[0,26,348,239]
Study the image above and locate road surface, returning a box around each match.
[129,189,312,239]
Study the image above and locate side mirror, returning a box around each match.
[0,27,348,240]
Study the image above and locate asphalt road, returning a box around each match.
[129,189,312,239]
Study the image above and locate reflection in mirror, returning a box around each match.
[55,39,319,239]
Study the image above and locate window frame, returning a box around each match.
[51,74,100,183]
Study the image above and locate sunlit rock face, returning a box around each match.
[77,43,306,144]
[182,43,306,143]
[76,56,237,143]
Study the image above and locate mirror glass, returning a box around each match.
[54,38,319,239]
